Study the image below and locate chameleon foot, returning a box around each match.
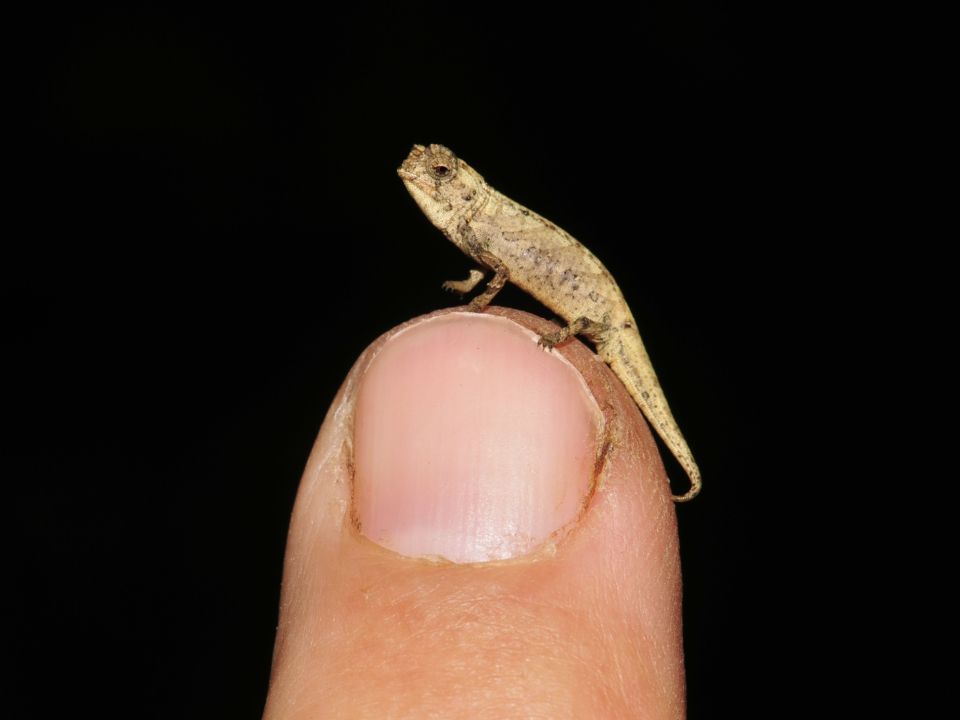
[442,269,485,296]
[537,316,607,351]
[537,330,564,351]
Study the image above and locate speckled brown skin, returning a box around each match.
[398,144,700,501]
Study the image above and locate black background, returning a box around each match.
[9,2,803,717]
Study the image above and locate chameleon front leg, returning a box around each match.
[466,251,509,312]
[442,269,486,295]
[538,316,609,349]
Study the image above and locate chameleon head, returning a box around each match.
[397,144,486,235]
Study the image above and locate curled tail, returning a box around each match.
[603,329,701,502]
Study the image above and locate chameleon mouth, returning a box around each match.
[397,144,429,181]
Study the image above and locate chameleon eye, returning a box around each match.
[429,162,452,180]
[427,156,456,181]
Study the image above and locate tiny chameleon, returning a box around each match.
[398,143,701,502]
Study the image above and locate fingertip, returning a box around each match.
[267,308,685,719]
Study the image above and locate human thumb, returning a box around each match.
[263,308,685,719]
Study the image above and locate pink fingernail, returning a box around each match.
[353,313,601,563]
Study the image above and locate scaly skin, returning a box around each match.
[398,144,700,502]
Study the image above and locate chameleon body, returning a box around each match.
[398,144,700,502]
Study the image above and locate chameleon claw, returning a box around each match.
[442,269,486,297]
[537,329,564,350]
[536,334,558,352]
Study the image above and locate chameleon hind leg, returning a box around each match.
[538,316,609,350]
